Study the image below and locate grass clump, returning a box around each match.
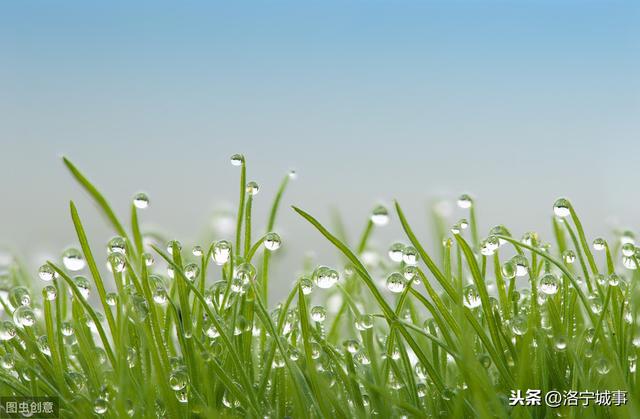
[0,154,638,418]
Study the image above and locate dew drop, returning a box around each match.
[230,154,245,166]
[313,266,339,289]
[62,248,85,271]
[38,264,55,282]
[553,198,571,218]
[133,192,149,209]
[562,250,576,264]
[370,205,389,226]
[402,246,419,266]
[386,272,406,294]
[592,238,606,251]
[246,181,260,196]
[463,285,481,309]
[388,243,405,263]
[264,232,282,251]
[212,240,231,265]
[538,274,559,295]
[184,263,200,282]
[42,285,57,301]
[310,306,327,322]
[457,194,473,209]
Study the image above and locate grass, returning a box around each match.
[0,154,638,418]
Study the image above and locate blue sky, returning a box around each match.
[1,1,638,283]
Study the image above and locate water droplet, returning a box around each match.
[538,273,559,295]
[234,262,256,284]
[592,238,606,251]
[608,273,620,287]
[13,306,36,328]
[511,255,528,277]
[246,181,259,196]
[310,306,327,322]
[62,248,85,271]
[480,236,499,256]
[106,292,118,306]
[501,261,516,279]
[554,336,568,351]
[0,321,17,341]
[622,243,636,257]
[169,369,189,391]
[457,194,473,209]
[38,264,55,282]
[478,354,491,369]
[94,397,108,414]
[166,240,182,255]
[595,358,610,375]
[107,252,126,273]
[562,250,576,264]
[184,263,200,282]
[133,192,149,209]
[10,286,31,307]
[312,266,339,289]
[230,154,245,166]
[388,243,405,263]
[553,198,571,218]
[415,362,428,379]
[212,240,231,265]
[299,277,313,295]
[370,205,389,226]
[72,276,91,299]
[355,314,373,331]
[264,232,282,251]
[402,246,419,266]
[386,272,406,293]
[463,285,481,309]
[511,315,528,336]
[143,253,154,266]
[417,383,428,397]
[288,169,297,179]
[42,285,57,301]
[192,246,203,257]
[623,256,638,270]
[403,265,418,282]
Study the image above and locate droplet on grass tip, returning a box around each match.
[370,205,389,226]
[592,238,606,251]
[462,285,481,309]
[562,250,576,264]
[13,306,36,328]
[192,246,203,257]
[538,273,559,295]
[402,246,419,265]
[386,272,406,293]
[107,252,126,273]
[38,264,55,282]
[246,181,259,196]
[553,198,571,218]
[133,192,149,209]
[230,154,244,166]
[310,306,327,322]
[212,240,231,265]
[166,240,182,255]
[313,266,339,289]
[622,243,636,257]
[62,248,85,271]
[42,285,57,301]
[457,194,473,209]
[264,232,282,251]
[184,264,200,282]
[355,314,373,331]
[388,243,405,262]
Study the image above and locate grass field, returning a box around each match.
[0,155,638,418]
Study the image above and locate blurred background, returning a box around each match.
[1,1,638,293]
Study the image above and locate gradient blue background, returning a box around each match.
[1,1,638,285]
